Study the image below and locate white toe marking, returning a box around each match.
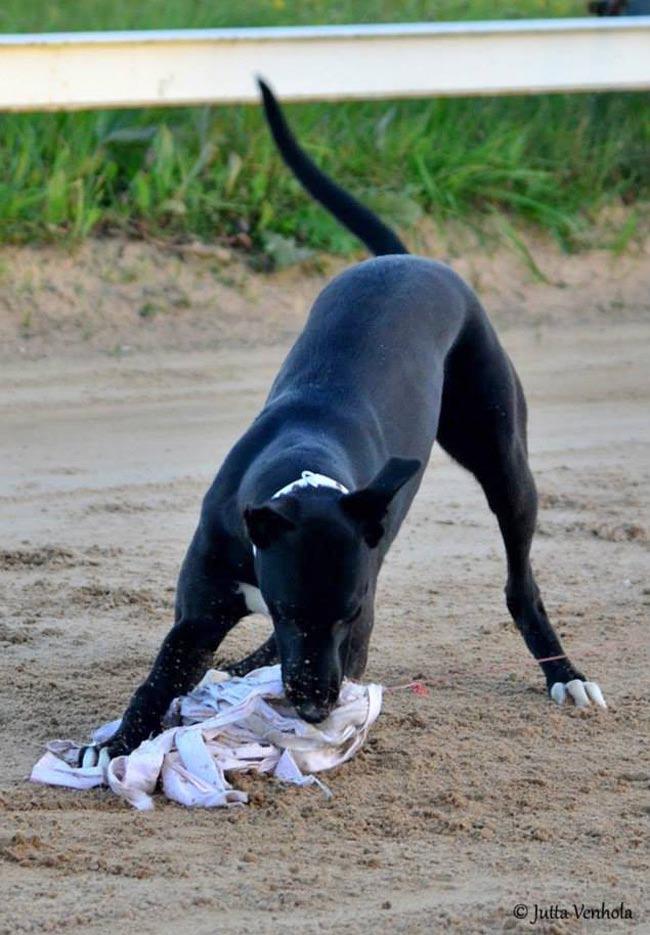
[584,681,607,709]
[98,748,112,771]
[551,679,607,709]
[566,679,590,707]
[82,746,97,768]
[550,682,566,705]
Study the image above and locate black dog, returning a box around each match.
[81,81,605,766]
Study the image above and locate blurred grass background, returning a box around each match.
[0,1,648,256]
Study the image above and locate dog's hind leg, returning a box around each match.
[437,316,606,709]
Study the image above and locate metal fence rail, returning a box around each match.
[0,18,649,112]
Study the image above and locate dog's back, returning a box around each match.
[266,253,473,414]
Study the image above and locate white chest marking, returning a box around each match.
[237,583,270,617]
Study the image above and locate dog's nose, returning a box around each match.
[295,700,332,724]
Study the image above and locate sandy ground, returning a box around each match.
[0,238,649,934]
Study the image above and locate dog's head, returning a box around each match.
[244,457,421,722]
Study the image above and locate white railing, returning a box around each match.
[0,18,649,111]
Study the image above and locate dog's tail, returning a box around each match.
[257,78,409,257]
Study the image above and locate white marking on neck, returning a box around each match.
[270,470,349,500]
[250,471,349,559]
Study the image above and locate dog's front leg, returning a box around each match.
[343,599,375,680]
[224,633,278,677]
[79,616,237,766]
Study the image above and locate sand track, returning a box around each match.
[1,241,649,934]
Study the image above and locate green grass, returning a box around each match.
[0,1,648,256]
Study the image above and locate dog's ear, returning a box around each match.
[244,497,299,549]
[341,457,421,547]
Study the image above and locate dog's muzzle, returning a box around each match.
[293,699,334,724]
[284,676,340,724]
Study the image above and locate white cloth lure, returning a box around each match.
[30,665,382,811]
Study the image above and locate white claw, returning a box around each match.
[566,679,591,707]
[551,679,607,710]
[98,747,112,771]
[550,682,567,705]
[584,681,607,709]
[82,746,98,768]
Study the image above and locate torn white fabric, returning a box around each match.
[30,664,382,811]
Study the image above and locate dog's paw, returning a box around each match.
[550,678,607,709]
[78,735,131,769]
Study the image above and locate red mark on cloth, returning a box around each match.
[410,681,429,697]
[385,680,431,695]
